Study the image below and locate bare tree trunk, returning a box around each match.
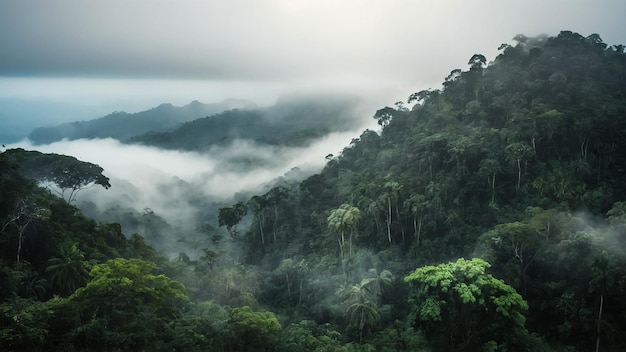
[17,229,24,263]
[338,238,344,262]
[491,173,496,204]
[386,198,392,243]
[348,230,352,258]
[516,159,522,191]
[395,200,405,243]
[596,293,603,352]
[273,206,278,243]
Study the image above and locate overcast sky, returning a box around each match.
[2,0,625,242]
[1,0,626,123]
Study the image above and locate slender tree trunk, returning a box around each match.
[412,215,423,245]
[395,199,405,243]
[387,198,392,243]
[596,293,603,352]
[338,238,344,262]
[17,229,24,263]
[234,233,239,263]
[429,161,433,182]
[360,309,364,343]
[258,219,265,245]
[491,173,496,204]
[273,206,278,243]
[349,230,352,258]
[16,219,33,263]
[516,158,522,191]
[374,214,381,234]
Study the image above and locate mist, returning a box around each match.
[4,0,625,147]
[8,123,371,256]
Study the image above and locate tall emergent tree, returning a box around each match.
[218,201,248,262]
[2,148,111,203]
[405,258,538,351]
[218,202,248,239]
[327,204,361,260]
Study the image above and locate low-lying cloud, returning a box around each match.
[9,129,368,255]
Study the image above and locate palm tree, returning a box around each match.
[248,195,268,245]
[45,241,89,296]
[327,204,361,260]
[361,268,393,300]
[346,297,380,343]
[337,281,381,343]
[404,194,427,249]
[383,181,402,243]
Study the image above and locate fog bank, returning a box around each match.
[8,128,368,255]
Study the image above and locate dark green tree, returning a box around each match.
[249,195,269,245]
[45,241,90,296]
[373,106,396,127]
[218,201,248,239]
[3,148,111,203]
[264,186,289,243]
[69,258,188,350]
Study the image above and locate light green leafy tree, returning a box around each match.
[405,258,537,351]
[226,306,282,351]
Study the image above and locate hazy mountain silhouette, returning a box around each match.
[128,94,368,150]
[27,99,256,144]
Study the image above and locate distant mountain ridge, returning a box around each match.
[128,94,367,150]
[27,99,257,144]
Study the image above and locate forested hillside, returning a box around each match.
[2,30,626,351]
[28,99,255,144]
[128,94,367,150]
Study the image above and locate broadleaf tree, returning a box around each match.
[404,258,540,351]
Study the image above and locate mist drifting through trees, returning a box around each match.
[2,30,626,351]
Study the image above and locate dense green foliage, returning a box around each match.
[2,31,626,351]
[28,99,255,144]
[2,148,111,203]
[225,30,626,350]
[405,258,535,351]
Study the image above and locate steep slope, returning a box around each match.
[224,31,626,349]
[27,99,256,144]
[4,30,626,351]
